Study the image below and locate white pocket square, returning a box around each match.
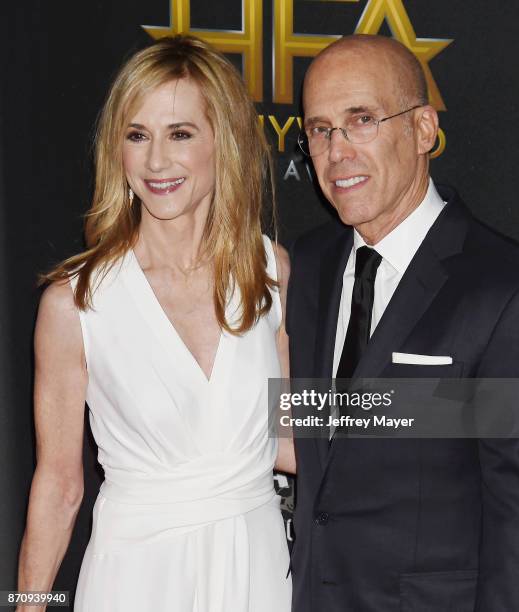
[392,352,453,365]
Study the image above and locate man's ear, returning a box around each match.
[415,105,439,155]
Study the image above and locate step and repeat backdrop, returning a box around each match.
[1,0,518,604]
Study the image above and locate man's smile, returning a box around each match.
[331,175,370,191]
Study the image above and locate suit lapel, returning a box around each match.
[314,230,353,377]
[352,187,469,380]
[352,240,449,380]
[313,228,353,467]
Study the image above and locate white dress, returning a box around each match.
[73,236,291,611]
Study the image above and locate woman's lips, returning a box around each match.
[144,177,186,195]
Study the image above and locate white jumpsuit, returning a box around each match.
[73,236,291,611]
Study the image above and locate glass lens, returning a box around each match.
[298,129,329,156]
[297,131,310,156]
[298,119,380,156]
[346,118,378,144]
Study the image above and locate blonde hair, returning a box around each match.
[43,35,277,334]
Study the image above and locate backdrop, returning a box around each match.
[1,1,518,607]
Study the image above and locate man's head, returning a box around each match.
[302,35,438,244]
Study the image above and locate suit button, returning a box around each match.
[315,512,329,525]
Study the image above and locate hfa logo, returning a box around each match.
[142,0,452,158]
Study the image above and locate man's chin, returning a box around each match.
[332,201,371,228]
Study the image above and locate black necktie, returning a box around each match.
[336,246,382,380]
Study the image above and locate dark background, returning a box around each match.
[1,0,518,606]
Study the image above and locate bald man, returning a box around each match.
[286,35,519,611]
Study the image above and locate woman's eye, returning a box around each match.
[126,131,146,142]
[171,130,192,140]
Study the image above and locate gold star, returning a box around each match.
[355,0,453,110]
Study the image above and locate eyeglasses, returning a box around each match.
[297,105,422,157]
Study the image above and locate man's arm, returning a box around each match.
[475,287,519,611]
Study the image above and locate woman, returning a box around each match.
[17,35,295,611]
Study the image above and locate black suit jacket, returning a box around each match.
[286,185,519,612]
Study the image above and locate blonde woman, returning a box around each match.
[16,36,294,611]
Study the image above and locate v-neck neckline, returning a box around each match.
[126,248,224,384]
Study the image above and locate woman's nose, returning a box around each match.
[146,139,171,172]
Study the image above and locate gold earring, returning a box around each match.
[128,187,134,205]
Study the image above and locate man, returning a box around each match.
[286,34,519,611]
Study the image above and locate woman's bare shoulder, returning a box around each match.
[271,241,289,268]
[271,241,290,288]
[39,279,77,316]
[36,279,83,353]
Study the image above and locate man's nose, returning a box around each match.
[328,128,357,164]
[146,139,171,172]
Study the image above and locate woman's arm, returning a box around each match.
[16,281,87,611]
[273,243,296,475]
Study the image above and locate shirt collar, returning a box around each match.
[353,178,446,274]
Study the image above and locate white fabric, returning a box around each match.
[332,179,446,376]
[392,352,453,365]
[73,236,291,611]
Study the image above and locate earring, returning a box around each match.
[128,187,134,206]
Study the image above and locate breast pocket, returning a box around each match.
[399,569,477,612]
[388,361,464,378]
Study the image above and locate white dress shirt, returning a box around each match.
[332,179,447,376]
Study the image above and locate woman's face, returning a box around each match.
[122,78,216,222]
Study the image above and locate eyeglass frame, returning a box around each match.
[297,104,423,157]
